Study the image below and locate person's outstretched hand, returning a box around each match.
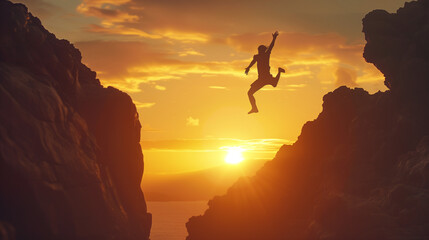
[273,31,279,38]
[245,67,250,75]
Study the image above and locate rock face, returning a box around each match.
[0,1,151,239]
[186,1,429,240]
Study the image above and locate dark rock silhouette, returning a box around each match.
[363,0,429,105]
[186,1,429,239]
[0,1,151,239]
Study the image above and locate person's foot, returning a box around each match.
[278,67,285,73]
[248,108,259,114]
[272,78,280,87]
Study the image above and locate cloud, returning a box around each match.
[286,84,307,88]
[75,40,248,92]
[77,0,137,25]
[75,0,406,41]
[160,31,209,43]
[155,85,166,91]
[70,0,395,94]
[179,49,205,57]
[76,0,212,42]
[186,117,199,127]
[140,138,291,152]
[209,86,228,90]
[128,60,245,79]
[75,0,235,37]
[335,67,358,87]
[75,40,171,76]
[77,0,171,40]
[85,24,161,38]
[133,100,156,108]
[75,40,178,91]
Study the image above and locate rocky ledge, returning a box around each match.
[0,1,151,239]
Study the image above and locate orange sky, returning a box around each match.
[15,0,407,174]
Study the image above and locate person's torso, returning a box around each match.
[255,52,270,76]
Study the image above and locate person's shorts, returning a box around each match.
[251,74,275,88]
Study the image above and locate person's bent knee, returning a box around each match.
[248,90,254,96]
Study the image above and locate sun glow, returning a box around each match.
[224,147,245,164]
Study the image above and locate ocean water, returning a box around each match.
[147,201,208,240]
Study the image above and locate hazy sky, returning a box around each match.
[15,0,408,174]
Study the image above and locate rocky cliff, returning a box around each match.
[186,1,429,239]
[0,1,151,239]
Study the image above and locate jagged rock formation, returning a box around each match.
[186,1,429,239]
[0,1,151,239]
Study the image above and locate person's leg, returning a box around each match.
[247,83,263,114]
[272,67,286,87]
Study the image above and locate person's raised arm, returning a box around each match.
[267,31,279,53]
[245,57,256,75]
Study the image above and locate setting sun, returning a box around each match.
[224,147,245,164]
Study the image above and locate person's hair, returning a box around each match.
[258,45,267,53]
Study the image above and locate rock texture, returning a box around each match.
[186,1,429,239]
[0,1,151,239]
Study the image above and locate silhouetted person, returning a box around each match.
[245,31,285,114]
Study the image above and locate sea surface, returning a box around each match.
[147,201,208,240]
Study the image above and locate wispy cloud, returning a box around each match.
[75,0,406,42]
[209,86,228,90]
[186,117,200,126]
[85,24,161,38]
[335,66,358,87]
[160,31,209,43]
[75,40,248,92]
[179,49,205,57]
[155,85,166,91]
[140,138,291,153]
[133,100,156,108]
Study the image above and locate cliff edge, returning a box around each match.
[186,1,429,239]
[0,1,151,239]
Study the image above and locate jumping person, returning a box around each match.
[245,31,285,114]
